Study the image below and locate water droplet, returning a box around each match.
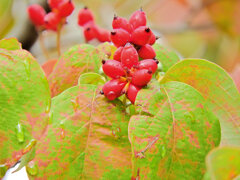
[184,112,195,124]
[116,127,121,133]
[60,123,65,139]
[22,139,37,154]
[45,99,51,113]
[26,161,38,176]
[71,98,79,112]
[60,129,65,139]
[161,145,166,158]
[49,111,53,124]
[23,59,31,80]
[16,123,24,143]
[0,164,8,178]
[112,130,116,137]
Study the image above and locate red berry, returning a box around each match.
[131,69,152,86]
[127,84,141,104]
[58,0,74,17]
[27,4,46,27]
[112,16,133,33]
[102,79,127,100]
[48,0,62,10]
[129,9,147,29]
[110,29,131,47]
[78,7,94,26]
[138,59,158,73]
[113,47,123,62]
[97,28,111,42]
[148,32,156,45]
[121,43,138,69]
[102,60,125,78]
[83,22,99,41]
[44,12,61,31]
[138,44,156,59]
[131,26,152,46]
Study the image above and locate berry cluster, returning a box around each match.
[27,0,74,31]
[101,9,159,104]
[78,7,110,42]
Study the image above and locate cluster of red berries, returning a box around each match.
[101,9,159,104]
[27,0,74,31]
[78,7,110,42]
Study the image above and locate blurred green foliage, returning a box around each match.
[0,0,13,38]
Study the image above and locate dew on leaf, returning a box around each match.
[60,129,65,139]
[184,112,195,124]
[60,123,65,139]
[71,98,79,112]
[112,127,121,138]
[26,161,38,176]
[49,111,53,124]
[23,59,31,80]
[112,130,116,137]
[161,145,166,158]
[0,164,8,178]
[45,99,51,114]
[22,139,37,155]
[16,123,24,143]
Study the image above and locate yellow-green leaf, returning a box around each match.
[206,146,240,180]
[48,44,104,97]
[161,59,240,146]
[0,38,22,50]
[0,44,50,177]
[129,81,220,179]
[78,72,105,85]
[28,84,132,179]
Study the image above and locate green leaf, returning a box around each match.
[161,59,240,146]
[28,84,131,179]
[97,42,117,60]
[0,47,51,177]
[0,38,22,50]
[206,146,240,180]
[129,81,220,179]
[153,43,180,72]
[78,72,105,85]
[48,44,104,97]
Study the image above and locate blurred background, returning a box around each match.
[1,0,240,89]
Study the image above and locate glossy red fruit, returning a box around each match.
[48,0,63,10]
[127,84,141,104]
[113,47,123,62]
[138,59,158,73]
[78,7,94,26]
[148,32,156,45]
[110,29,131,47]
[131,26,152,46]
[121,43,139,69]
[97,28,110,42]
[102,60,125,78]
[58,0,74,17]
[27,4,46,27]
[138,44,156,59]
[129,9,147,29]
[83,22,99,41]
[44,12,61,31]
[131,69,152,86]
[112,16,133,33]
[102,79,127,100]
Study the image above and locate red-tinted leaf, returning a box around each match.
[28,84,132,179]
[48,44,104,97]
